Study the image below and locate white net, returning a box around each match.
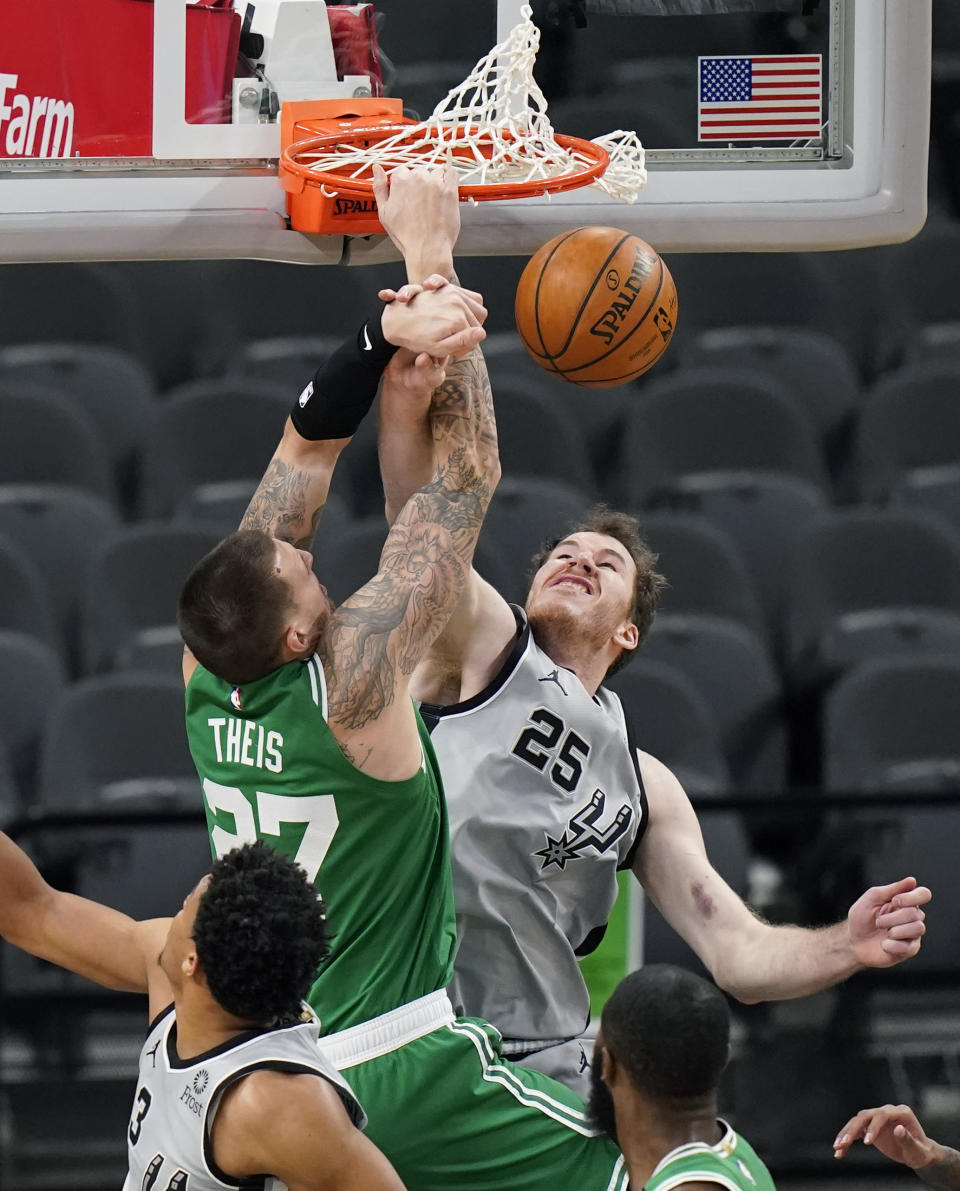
[297,5,647,202]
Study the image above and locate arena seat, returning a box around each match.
[0,382,115,504]
[643,473,830,647]
[139,378,289,518]
[0,630,65,807]
[784,508,960,692]
[641,615,787,794]
[639,512,767,643]
[0,485,119,674]
[0,262,142,357]
[679,326,860,485]
[481,336,639,494]
[872,222,960,374]
[471,382,599,497]
[0,343,157,511]
[618,368,829,510]
[225,333,343,393]
[608,659,731,798]
[0,533,59,658]
[855,362,960,503]
[824,653,960,794]
[81,523,222,675]
[38,673,198,811]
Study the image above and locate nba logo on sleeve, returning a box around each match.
[298,381,314,408]
[230,687,243,711]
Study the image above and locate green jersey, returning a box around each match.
[184,654,457,1033]
[644,1121,776,1191]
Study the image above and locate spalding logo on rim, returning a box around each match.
[298,381,314,408]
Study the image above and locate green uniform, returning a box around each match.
[185,655,627,1191]
[644,1121,777,1191]
[186,654,455,1032]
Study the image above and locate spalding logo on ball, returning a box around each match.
[514,227,678,387]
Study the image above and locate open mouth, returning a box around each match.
[549,576,593,595]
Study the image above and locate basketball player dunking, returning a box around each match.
[371,171,934,1099]
[177,167,639,1191]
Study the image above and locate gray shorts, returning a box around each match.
[511,1034,594,1100]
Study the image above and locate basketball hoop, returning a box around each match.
[278,5,647,235]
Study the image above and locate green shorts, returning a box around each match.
[340,1017,627,1191]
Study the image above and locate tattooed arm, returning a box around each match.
[322,344,501,780]
[240,420,348,549]
[634,750,931,1002]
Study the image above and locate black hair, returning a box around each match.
[178,530,290,684]
[601,964,730,1101]
[193,841,328,1022]
[530,506,666,678]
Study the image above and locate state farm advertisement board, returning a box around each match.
[2,0,240,159]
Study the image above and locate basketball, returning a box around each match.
[514,227,678,387]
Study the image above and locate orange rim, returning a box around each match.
[280,122,610,202]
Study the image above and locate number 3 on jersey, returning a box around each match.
[201,778,339,882]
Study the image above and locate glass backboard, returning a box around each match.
[0,0,930,262]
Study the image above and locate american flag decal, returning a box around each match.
[698,55,822,143]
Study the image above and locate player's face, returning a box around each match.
[273,538,334,634]
[526,532,637,636]
[159,874,211,984]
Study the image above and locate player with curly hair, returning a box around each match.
[0,833,404,1191]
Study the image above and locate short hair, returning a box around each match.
[601,965,730,1101]
[178,530,290,684]
[193,841,328,1022]
[530,506,666,677]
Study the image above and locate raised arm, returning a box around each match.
[179,279,486,687]
[635,751,931,1002]
[323,329,501,778]
[372,166,519,705]
[0,829,169,1010]
[240,290,487,550]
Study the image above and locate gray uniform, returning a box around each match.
[421,608,647,1095]
[123,1006,364,1191]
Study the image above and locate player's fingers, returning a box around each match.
[372,163,389,208]
[397,283,427,304]
[881,935,924,961]
[833,1110,876,1155]
[455,291,488,325]
[876,906,926,928]
[887,920,927,942]
[435,325,486,358]
[870,876,919,903]
[420,274,450,291]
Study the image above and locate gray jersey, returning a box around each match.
[421,608,647,1045]
[123,1006,364,1191]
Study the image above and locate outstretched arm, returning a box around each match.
[635,751,930,1002]
[834,1105,960,1189]
[0,829,169,1011]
